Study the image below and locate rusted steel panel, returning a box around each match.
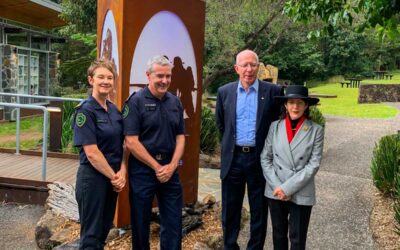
[0,177,50,205]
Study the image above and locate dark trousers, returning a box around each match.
[75,164,118,250]
[222,151,268,250]
[268,198,312,250]
[129,159,183,250]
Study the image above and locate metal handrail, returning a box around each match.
[0,93,84,181]
[0,92,84,102]
[0,102,49,181]
[0,92,83,154]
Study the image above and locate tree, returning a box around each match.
[204,0,286,91]
[59,0,97,34]
[283,0,400,39]
[53,0,97,90]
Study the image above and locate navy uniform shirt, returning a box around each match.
[73,96,124,166]
[122,86,185,155]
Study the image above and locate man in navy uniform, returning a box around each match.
[216,50,282,249]
[123,55,185,250]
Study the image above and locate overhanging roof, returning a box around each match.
[0,0,65,29]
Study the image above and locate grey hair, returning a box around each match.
[235,50,259,64]
[146,55,173,73]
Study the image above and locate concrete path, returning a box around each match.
[199,103,400,249]
[0,203,44,250]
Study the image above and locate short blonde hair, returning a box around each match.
[87,59,116,78]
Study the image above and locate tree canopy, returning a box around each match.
[283,0,400,39]
[56,0,400,92]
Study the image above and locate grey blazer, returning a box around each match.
[260,118,324,206]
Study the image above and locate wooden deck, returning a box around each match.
[0,152,78,184]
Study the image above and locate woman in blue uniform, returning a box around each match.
[73,59,126,249]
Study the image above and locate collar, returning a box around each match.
[143,86,170,101]
[88,95,110,111]
[237,79,259,92]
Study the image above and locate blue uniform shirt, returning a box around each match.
[123,86,185,155]
[236,80,258,146]
[73,96,124,166]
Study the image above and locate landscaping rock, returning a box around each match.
[182,214,203,235]
[46,182,79,222]
[202,194,216,207]
[49,223,77,247]
[52,239,80,250]
[106,228,120,242]
[35,210,68,249]
[199,153,220,169]
[193,241,213,250]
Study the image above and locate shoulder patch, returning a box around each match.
[75,112,87,127]
[122,105,129,119]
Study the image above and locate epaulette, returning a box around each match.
[124,91,136,103]
[74,99,88,110]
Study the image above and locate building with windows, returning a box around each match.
[0,0,65,119]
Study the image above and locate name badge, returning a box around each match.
[97,119,108,123]
[145,103,157,111]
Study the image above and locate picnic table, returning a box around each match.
[373,70,388,80]
[342,77,363,88]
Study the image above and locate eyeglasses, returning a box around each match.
[237,63,259,69]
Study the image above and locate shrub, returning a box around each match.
[61,101,80,154]
[200,106,219,154]
[371,134,400,196]
[309,106,326,128]
[394,173,400,234]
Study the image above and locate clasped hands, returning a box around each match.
[111,169,126,192]
[272,186,290,201]
[156,163,175,183]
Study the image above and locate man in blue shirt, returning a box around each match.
[216,50,282,249]
[123,55,185,250]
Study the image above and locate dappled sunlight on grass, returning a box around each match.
[0,139,41,150]
[309,83,398,118]
[0,116,43,136]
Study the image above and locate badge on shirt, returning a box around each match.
[145,103,156,111]
[303,125,309,132]
[122,105,129,119]
[76,112,86,127]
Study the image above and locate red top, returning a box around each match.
[285,115,305,143]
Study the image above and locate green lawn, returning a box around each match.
[309,74,399,118]
[362,70,400,85]
[0,139,41,149]
[0,116,43,149]
[0,116,43,135]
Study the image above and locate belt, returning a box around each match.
[153,153,169,161]
[235,145,256,153]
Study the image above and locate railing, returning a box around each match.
[0,93,84,181]
[0,102,49,181]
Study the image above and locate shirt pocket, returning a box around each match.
[167,108,180,128]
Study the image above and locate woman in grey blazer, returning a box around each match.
[260,85,324,250]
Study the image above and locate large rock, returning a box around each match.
[48,223,78,248]
[52,239,80,250]
[35,210,68,249]
[202,194,216,207]
[46,182,79,222]
[194,234,223,250]
[199,153,220,169]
